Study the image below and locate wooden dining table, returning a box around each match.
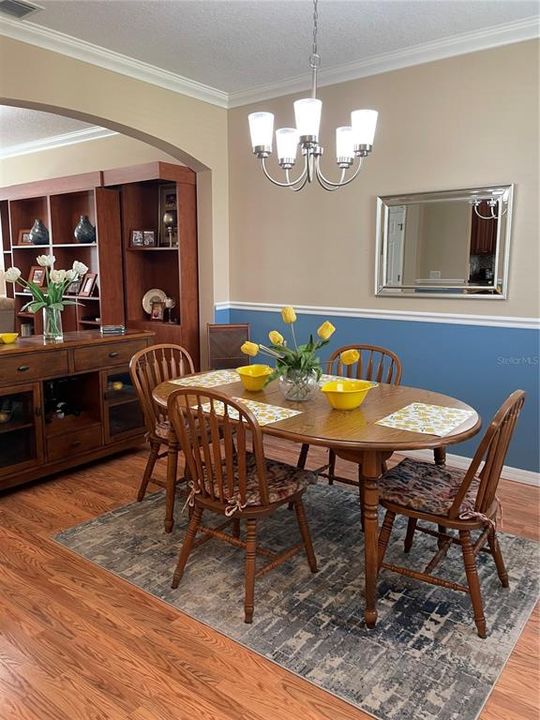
[152,373,480,628]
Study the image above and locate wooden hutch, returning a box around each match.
[0,161,199,364]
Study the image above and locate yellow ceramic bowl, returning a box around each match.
[321,379,375,410]
[236,364,273,392]
[0,333,19,344]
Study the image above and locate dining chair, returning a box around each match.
[167,387,318,623]
[207,323,250,370]
[377,389,525,637]
[297,344,403,491]
[129,344,195,530]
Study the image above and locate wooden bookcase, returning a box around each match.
[0,172,124,335]
[103,162,199,366]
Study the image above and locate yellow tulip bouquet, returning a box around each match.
[240,306,336,401]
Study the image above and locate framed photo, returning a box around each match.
[130,230,144,247]
[18,229,32,245]
[143,230,156,247]
[28,266,46,286]
[79,272,98,298]
[65,279,81,296]
[159,183,179,247]
[150,300,165,321]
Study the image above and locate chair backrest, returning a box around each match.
[167,388,270,508]
[449,390,526,518]
[207,323,250,370]
[129,344,195,433]
[326,344,402,385]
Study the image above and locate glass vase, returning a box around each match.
[43,306,63,343]
[279,369,319,402]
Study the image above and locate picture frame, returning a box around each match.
[65,279,81,296]
[130,230,144,247]
[18,229,32,245]
[143,230,156,247]
[158,183,179,247]
[79,272,98,298]
[27,266,46,287]
[150,300,165,321]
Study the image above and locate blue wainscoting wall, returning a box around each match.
[217,306,539,473]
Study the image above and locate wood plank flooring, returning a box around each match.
[0,440,538,720]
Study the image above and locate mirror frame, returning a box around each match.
[375,185,514,299]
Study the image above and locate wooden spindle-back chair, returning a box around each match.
[377,390,526,637]
[167,387,318,623]
[129,344,195,531]
[297,344,403,492]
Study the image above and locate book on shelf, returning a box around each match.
[100,324,126,335]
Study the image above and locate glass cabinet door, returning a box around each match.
[0,383,43,477]
[103,369,145,441]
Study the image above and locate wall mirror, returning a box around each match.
[375,185,513,299]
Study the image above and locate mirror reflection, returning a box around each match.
[376,185,513,298]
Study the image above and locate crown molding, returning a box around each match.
[0,125,118,159]
[227,16,540,108]
[0,16,229,109]
[216,301,540,330]
[0,14,538,111]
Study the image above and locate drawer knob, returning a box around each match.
[72,441,82,448]
[17,365,30,372]
[108,351,119,358]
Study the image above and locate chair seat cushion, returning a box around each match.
[379,459,479,517]
[212,453,316,510]
[155,419,170,440]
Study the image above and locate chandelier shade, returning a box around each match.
[248,112,274,152]
[247,0,378,192]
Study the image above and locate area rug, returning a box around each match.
[55,485,539,720]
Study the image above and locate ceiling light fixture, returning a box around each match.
[247,0,378,192]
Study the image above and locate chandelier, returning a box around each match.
[248,0,378,192]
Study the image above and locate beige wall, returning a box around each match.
[0,35,230,336]
[0,134,178,186]
[229,40,539,317]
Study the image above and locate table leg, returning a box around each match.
[360,451,381,629]
[165,434,179,534]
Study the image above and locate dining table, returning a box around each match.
[152,371,481,628]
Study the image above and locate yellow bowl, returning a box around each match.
[236,364,273,392]
[0,333,19,344]
[321,379,375,410]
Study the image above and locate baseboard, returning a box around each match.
[403,449,539,487]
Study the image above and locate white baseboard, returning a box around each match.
[403,449,539,487]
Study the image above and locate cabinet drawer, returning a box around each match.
[47,424,102,463]
[73,340,148,372]
[0,351,69,384]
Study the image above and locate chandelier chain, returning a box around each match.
[312,0,318,58]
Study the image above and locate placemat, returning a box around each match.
[195,396,303,426]
[170,369,240,388]
[376,402,476,436]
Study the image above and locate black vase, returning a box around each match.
[74,215,96,244]
[29,218,49,246]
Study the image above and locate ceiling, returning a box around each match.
[0,1,538,153]
[0,106,94,148]
[3,0,539,97]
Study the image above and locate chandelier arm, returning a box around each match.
[260,157,308,188]
[473,205,495,221]
[315,156,364,189]
[286,168,310,192]
[490,203,507,220]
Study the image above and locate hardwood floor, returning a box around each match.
[0,439,538,720]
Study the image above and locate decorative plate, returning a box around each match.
[142,288,167,315]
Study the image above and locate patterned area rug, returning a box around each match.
[55,485,539,720]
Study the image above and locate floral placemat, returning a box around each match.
[194,397,303,426]
[170,370,240,388]
[376,402,476,437]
